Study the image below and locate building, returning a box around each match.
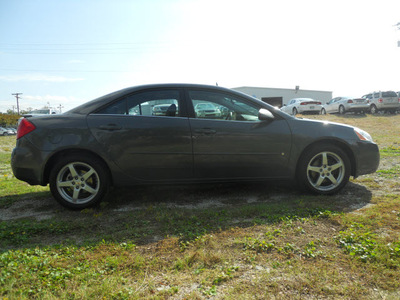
[233,86,332,108]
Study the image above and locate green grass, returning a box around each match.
[1,115,400,298]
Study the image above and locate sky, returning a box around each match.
[0,0,399,113]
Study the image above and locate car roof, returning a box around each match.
[66,83,266,115]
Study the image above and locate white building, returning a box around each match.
[233,86,332,108]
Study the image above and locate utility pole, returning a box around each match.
[57,104,64,113]
[12,93,22,115]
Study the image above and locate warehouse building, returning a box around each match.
[233,86,332,108]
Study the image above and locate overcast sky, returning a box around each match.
[0,0,399,113]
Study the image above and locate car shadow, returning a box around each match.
[0,181,372,251]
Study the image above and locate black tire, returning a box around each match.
[292,108,298,115]
[321,108,326,115]
[339,105,345,115]
[49,154,110,209]
[297,144,350,195]
[370,104,378,114]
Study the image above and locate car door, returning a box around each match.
[87,88,193,182]
[187,89,292,179]
[326,97,338,113]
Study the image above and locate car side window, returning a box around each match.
[189,90,260,122]
[96,90,180,117]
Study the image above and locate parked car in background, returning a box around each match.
[281,98,322,115]
[362,91,400,114]
[12,84,379,209]
[6,128,17,135]
[321,97,369,115]
[152,103,179,116]
[0,127,14,136]
[194,102,221,118]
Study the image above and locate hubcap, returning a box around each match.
[56,162,100,204]
[306,151,345,192]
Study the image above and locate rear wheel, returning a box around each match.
[297,144,350,195]
[49,154,110,209]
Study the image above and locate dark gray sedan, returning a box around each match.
[11,84,380,209]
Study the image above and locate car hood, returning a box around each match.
[288,117,362,141]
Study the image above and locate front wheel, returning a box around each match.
[339,105,345,114]
[297,144,350,194]
[321,108,326,115]
[49,155,110,209]
[292,108,298,115]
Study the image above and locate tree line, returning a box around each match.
[0,113,21,127]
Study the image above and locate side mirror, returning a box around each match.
[258,108,275,121]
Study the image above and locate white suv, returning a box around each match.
[362,91,400,114]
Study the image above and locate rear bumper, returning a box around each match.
[11,139,48,186]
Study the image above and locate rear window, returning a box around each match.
[382,91,398,97]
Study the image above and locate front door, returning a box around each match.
[187,89,292,180]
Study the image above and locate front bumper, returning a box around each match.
[353,141,380,177]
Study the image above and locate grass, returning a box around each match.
[1,114,400,299]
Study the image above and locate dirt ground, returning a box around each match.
[1,152,398,222]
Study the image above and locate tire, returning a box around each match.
[370,104,378,114]
[297,144,350,195]
[292,108,298,115]
[321,108,326,115]
[339,105,345,115]
[49,154,110,209]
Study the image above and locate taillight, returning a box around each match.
[378,98,383,103]
[398,98,400,103]
[301,102,320,105]
[347,100,353,103]
[16,118,36,139]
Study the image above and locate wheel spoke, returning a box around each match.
[82,168,95,181]
[72,188,80,202]
[322,153,328,166]
[308,166,321,173]
[326,174,338,185]
[67,163,79,178]
[58,180,74,188]
[330,162,343,171]
[314,176,325,187]
[82,185,98,195]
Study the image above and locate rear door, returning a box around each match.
[87,88,193,181]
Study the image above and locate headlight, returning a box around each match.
[354,127,373,142]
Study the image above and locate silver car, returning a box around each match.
[362,91,400,114]
[321,97,369,115]
[281,98,322,116]
[0,127,14,136]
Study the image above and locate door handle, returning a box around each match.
[98,124,122,131]
[194,128,216,135]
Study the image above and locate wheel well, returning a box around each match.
[296,140,356,177]
[43,149,113,185]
